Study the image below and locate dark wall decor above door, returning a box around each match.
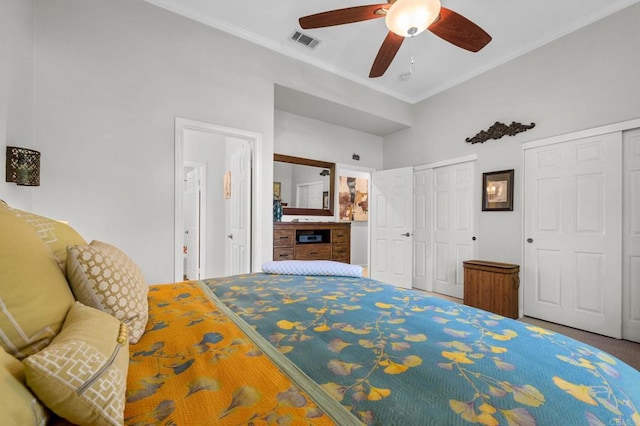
[466,121,535,144]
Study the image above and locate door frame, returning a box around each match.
[174,118,262,282]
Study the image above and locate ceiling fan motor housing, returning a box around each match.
[385,0,442,37]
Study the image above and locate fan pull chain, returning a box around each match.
[400,36,415,81]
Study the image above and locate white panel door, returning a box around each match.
[296,181,323,208]
[623,128,640,343]
[185,168,200,280]
[413,169,433,291]
[370,167,414,288]
[433,162,475,299]
[524,133,622,338]
[225,142,251,276]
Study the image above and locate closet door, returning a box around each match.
[523,132,622,338]
[433,161,475,299]
[412,169,433,291]
[623,129,640,343]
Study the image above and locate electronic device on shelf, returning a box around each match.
[298,234,323,243]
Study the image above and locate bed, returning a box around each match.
[201,272,640,425]
[126,272,640,425]
[2,201,639,425]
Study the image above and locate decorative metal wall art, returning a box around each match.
[5,146,41,186]
[466,121,535,144]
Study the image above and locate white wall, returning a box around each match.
[274,110,383,264]
[383,3,640,269]
[275,110,384,170]
[28,0,408,283]
[273,162,293,206]
[0,0,34,210]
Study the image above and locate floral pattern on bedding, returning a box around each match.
[124,281,335,425]
[205,274,640,426]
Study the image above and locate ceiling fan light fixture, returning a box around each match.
[385,0,441,37]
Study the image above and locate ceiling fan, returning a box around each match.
[299,0,492,78]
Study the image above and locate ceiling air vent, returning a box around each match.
[290,31,320,49]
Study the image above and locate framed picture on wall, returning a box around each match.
[482,169,514,211]
[338,176,369,221]
[273,182,281,200]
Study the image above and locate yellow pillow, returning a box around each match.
[0,202,86,271]
[0,348,48,425]
[0,203,75,359]
[23,302,129,426]
[66,240,149,343]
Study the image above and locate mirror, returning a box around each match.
[273,154,335,216]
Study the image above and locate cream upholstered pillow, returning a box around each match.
[0,201,86,271]
[66,240,148,343]
[0,202,75,359]
[23,302,129,426]
[0,348,48,426]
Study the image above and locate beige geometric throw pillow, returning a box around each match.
[0,347,48,426]
[0,202,75,359]
[0,200,87,272]
[23,302,129,426]
[66,240,148,343]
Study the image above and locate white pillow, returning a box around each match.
[262,260,363,277]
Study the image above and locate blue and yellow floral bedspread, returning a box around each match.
[204,273,640,426]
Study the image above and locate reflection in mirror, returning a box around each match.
[274,163,329,208]
[273,154,335,216]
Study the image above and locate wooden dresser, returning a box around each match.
[273,222,351,263]
[463,260,520,319]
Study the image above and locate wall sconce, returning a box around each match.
[5,146,40,186]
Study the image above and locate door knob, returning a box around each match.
[227,234,234,239]
[472,236,476,241]
[401,232,411,237]
[527,238,533,243]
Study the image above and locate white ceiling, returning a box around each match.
[145,0,639,105]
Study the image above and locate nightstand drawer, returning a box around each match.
[274,229,295,247]
[295,244,331,260]
[273,247,294,260]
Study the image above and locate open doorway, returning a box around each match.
[174,118,259,282]
[336,164,373,276]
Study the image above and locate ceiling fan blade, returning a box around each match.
[369,31,404,78]
[428,7,492,52]
[300,5,387,29]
